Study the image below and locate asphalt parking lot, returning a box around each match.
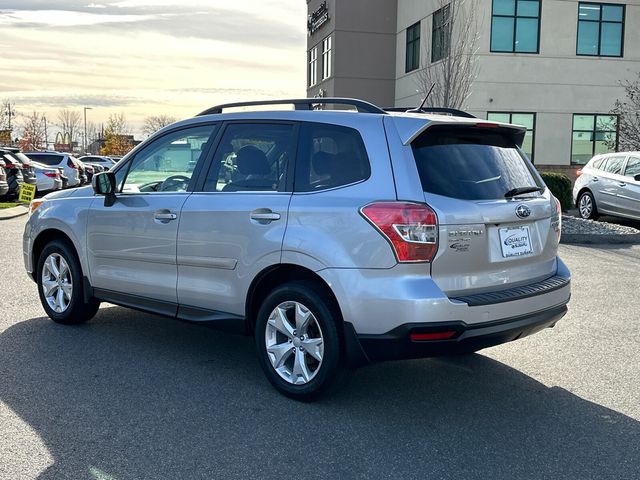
[0,215,638,480]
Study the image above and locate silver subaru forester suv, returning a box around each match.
[24,98,570,399]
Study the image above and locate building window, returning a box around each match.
[321,35,332,80]
[308,46,318,87]
[571,114,618,164]
[487,112,536,161]
[432,4,451,62]
[406,21,421,72]
[577,3,624,56]
[491,0,541,53]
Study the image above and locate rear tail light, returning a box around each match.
[576,168,583,177]
[44,172,58,178]
[410,331,457,341]
[551,196,562,242]
[67,159,78,169]
[360,201,438,262]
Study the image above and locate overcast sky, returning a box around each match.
[0,0,307,138]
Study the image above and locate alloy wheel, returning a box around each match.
[579,194,593,219]
[41,253,73,313]
[265,301,324,385]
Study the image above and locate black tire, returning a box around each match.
[254,281,344,400]
[36,239,100,325]
[578,190,599,220]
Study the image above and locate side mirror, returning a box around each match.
[92,171,117,207]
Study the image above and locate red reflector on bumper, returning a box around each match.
[410,331,457,341]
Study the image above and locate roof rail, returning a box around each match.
[198,98,387,116]
[385,106,476,118]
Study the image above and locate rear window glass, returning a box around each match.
[26,154,63,166]
[295,123,370,192]
[411,126,541,200]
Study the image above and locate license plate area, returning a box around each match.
[499,225,533,258]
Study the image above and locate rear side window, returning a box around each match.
[624,157,640,178]
[295,123,370,192]
[411,126,541,200]
[601,156,625,175]
[590,157,604,169]
[26,154,63,166]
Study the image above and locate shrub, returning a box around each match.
[540,172,573,211]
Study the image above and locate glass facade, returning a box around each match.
[431,5,450,62]
[577,3,624,56]
[491,0,541,53]
[571,114,618,164]
[487,112,536,161]
[406,22,421,72]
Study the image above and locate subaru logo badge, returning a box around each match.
[515,204,531,218]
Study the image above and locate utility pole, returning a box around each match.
[83,106,92,154]
[43,115,49,151]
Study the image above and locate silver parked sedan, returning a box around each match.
[573,152,640,221]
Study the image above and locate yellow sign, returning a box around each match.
[18,183,37,203]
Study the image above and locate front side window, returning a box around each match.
[624,157,640,178]
[119,124,216,193]
[491,0,540,53]
[203,123,295,192]
[308,46,318,86]
[577,3,624,56]
[487,112,536,161]
[431,4,451,62]
[571,114,617,165]
[295,123,370,192]
[322,35,332,80]
[406,22,421,72]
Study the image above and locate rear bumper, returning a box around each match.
[346,303,567,364]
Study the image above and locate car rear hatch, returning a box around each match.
[12,152,38,184]
[409,122,561,297]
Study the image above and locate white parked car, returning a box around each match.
[25,152,83,187]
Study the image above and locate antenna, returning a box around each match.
[408,84,435,113]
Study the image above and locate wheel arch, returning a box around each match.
[576,187,594,208]
[245,263,344,333]
[32,228,81,278]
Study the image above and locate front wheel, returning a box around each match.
[255,282,344,400]
[36,240,100,325]
[578,191,599,220]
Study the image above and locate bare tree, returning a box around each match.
[19,111,46,151]
[415,0,480,109]
[142,114,177,136]
[607,72,640,151]
[56,109,82,145]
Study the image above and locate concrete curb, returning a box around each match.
[561,233,640,245]
[0,205,28,220]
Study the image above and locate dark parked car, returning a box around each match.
[1,148,27,198]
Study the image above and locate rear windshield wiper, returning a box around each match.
[504,186,544,198]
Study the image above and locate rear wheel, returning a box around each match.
[578,191,599,220]
[36,240,100,325]
[255,282,343,400]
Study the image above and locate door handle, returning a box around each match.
[250,209,281,223]
[618,182,627,187]
[592,177,599,182]
[154,210,177,221]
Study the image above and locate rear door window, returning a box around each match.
[295,122,370,192]
[601,156,625,175]
[411,125,541,200]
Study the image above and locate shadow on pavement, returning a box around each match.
[1,306,638,479]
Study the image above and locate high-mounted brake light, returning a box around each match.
[360,202,438,262]
[474,122,500,129]
[67,159,78,169]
